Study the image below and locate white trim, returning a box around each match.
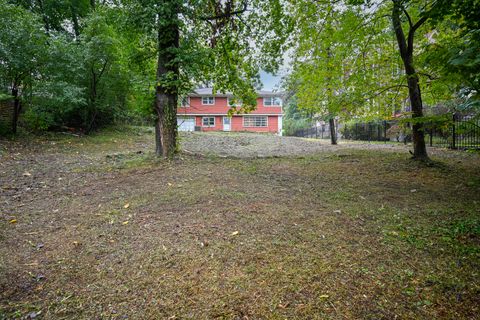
[202,116,216,127]
[222,116,231,131]
[201,96,215,105]
[278,115,283,135]
[243,116,268,128]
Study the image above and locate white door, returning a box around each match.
[223,117,231,131]
[177,117,195,131]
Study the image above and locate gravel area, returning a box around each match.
[180,131,411,157]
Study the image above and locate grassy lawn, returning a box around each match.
[1,128,479,319]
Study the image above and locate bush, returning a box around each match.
[22,108,56,132]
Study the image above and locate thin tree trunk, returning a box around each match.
[155,2,179,158]
[392,1,428,160]
[11,85,20,134]
[325,47,337,145]
[329,117,337,145]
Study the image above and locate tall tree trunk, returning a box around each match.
[325,47,337,145]
[329,117,337,145]
[392,1,428,160]
[11,84,20,134]
[155,2,179,158]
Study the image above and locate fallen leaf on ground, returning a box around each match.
[122,221,129,225]
[123,203,130,209]
[9,219,17,224]
[319,294,329,299]
[231,231,239,236]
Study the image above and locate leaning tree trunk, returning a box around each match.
[392,1,428,160]
[154,3,180,158]
[329,117,337,145]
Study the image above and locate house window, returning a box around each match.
[202,117,215,127]
[264,97,282,106]
[202,96,215,105]
[243,116,267,127]
[228,97,242,107]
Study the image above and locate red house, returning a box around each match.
[177,88,283,135]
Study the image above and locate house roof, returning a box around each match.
[189,88,283,98]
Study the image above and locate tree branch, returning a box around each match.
[407,15,427,55]
[400,5,413,28]
[391,1,407,60]
[201,0,248,21]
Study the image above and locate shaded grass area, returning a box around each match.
[0,129,479,319]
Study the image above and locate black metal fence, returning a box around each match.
[292,124,332,139]
[342,121,392,142]
[293,114,480,149]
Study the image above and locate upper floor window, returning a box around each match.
[264,97,282,106]
[202,96,215,105]
[228,97,242,107]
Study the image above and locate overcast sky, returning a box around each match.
[260,71,283,91]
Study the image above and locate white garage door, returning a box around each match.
[177,117,195,131]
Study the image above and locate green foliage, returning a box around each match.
[285,0,479,127]
[0,0,47,94]
[424,0,480,110]
[0,1,146,132]
[283,95,312,135]
[1,0,289,136]
[285,1,404,121]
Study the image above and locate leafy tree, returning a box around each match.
[10,0,93,36]
[124,0,290,157]
[286,0,479,159]
[2,1,138,133]
[0,0,47,133]
[81,10,129,132]
[282,95,312,136]
[425,0,480,111]
[25,34,86,131]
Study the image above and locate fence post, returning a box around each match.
[452,114,456,149]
